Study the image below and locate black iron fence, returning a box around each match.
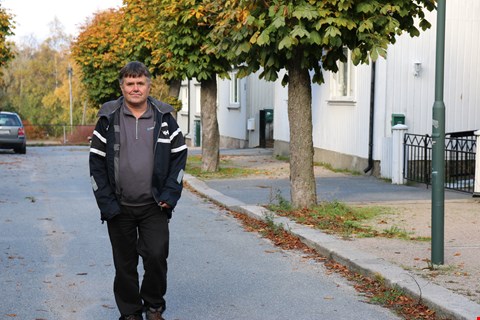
[25,124,95,145]
[404,131,477,193]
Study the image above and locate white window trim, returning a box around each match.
[179,84,189,113]
[229,70,241,108]
[194,83,202,116]
[328,48,356,105]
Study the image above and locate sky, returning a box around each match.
[2,0,124,43]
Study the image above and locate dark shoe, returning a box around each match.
[146,307,165,320]
[121,314,143,320]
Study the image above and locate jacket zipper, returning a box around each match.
[135,118,139,140]
[152,111,163,204]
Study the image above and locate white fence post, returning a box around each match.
[474,130,480,196]
[392,124,409,184]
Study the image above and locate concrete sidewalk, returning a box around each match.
[185,148,480,320]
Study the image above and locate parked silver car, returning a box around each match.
[0,111,26,154]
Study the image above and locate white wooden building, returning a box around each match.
[273,1,480,179]
[177,71,275,149]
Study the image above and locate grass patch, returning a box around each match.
[267,192,425,240]
[411,236,431,242]
[382,226,412,239]
[268,189,293,212]
[280,200,382,238]
[274,155,289,162]
[263,212,287,237]
[370,285,406,305]
[267,192,382,237]
[186,155,266,179]
[315,162,362,176]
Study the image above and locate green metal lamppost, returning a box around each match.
[431,0,446,265]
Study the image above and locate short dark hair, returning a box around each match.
[119,61,151,84]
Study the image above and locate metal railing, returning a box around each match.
[24,124,95,145]
[404,131,476,193]
[404,133,432,186]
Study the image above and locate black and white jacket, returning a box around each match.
[89,96,187,221]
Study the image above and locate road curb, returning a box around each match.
[185,174,480,320]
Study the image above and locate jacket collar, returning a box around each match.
[97,96,174,118]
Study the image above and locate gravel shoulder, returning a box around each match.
[350,199,480,304]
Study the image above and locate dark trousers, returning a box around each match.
[107,203,169,316]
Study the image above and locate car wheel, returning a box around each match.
[14,145,26,154]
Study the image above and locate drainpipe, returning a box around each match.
[187,79,191,136]
[364,61,376,174]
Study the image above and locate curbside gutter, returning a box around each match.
[184,173,480,320]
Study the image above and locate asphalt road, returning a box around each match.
[1,146,400,319]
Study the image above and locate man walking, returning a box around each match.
[89,61,187,320]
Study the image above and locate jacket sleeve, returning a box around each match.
[89,117,120,221]
[158,114,188,209]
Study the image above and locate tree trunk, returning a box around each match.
[200,77,220,172]
[287,59,317,208]
[168,79,181,98]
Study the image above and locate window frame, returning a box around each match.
[229,70,241,107]
[328,47,356,104]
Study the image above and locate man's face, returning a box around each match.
[120,75,151,108]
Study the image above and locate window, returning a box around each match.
[0,114,20,126]
[330,47,355,102]
[179,84,188,112]
[195,83,201,115]
[229,71,240,106]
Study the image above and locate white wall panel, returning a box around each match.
[384,1,480,135]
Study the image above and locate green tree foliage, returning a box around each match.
[71,8,128,105]
[0,4,15,74]
[71,4,170,108]
[123,0,165,76]
[41,61,95,126]
[0,24,90,126]
[2,43,56,123]
[121,0,233,171]
[209,0,435,208]
[155,0,231,82]
[155,0,234,172]
[212,0,434,84]
[121,0,174,101]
